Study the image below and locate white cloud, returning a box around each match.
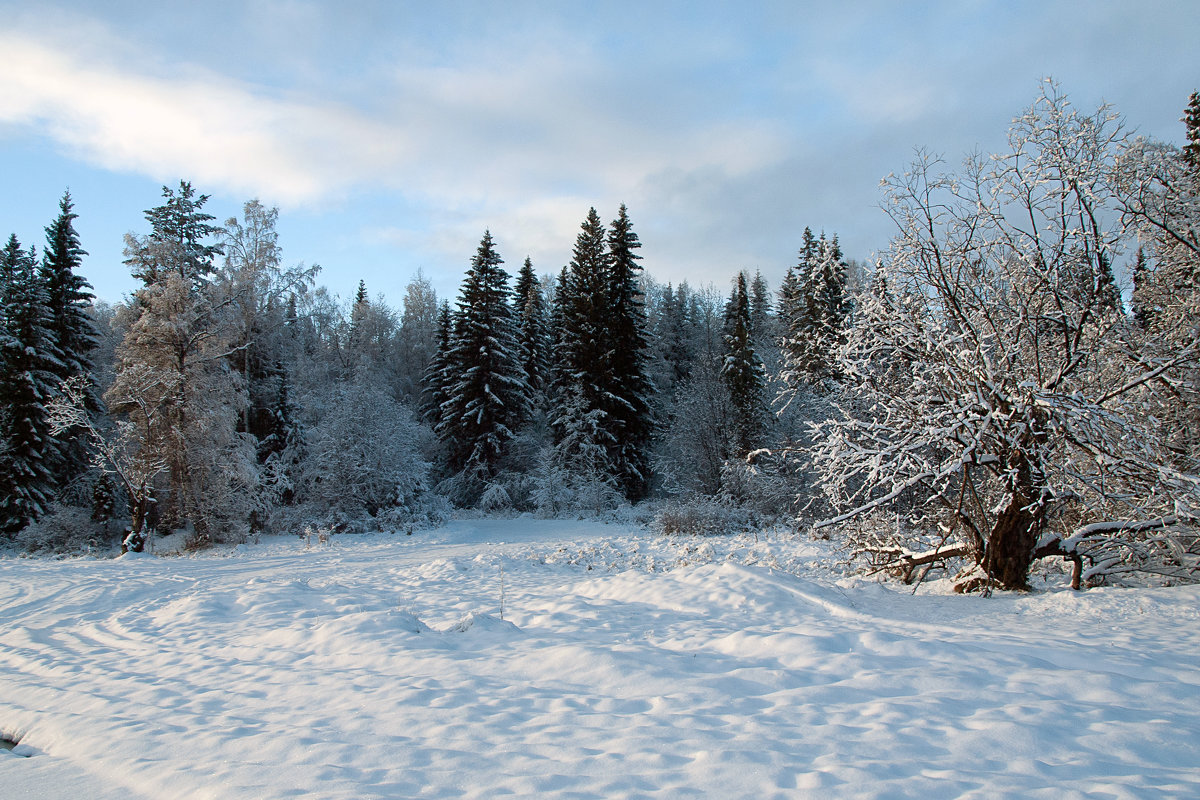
[0,31,402,205]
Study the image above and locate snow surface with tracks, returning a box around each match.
[2,517,1199,799]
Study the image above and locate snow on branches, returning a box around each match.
[809,82,1200,591]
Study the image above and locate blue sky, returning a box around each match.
[1,1,1197,305]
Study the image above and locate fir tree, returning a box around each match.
[40,190,102,487]
[553,210,618,489]
[656,282,693,387]
[437,232,530,482]
[0,237,62,532]
[722,272,767,457]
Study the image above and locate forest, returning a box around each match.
[2,83,1198,593]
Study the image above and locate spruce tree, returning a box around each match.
[40,190,102,487]
[0,237,61,532]
[748,270,772,343]
[782,231,850,385]
[437,232,530,481]
[1183,90,1200,169]
[514,256,551,402]
[722,272,767,457]
[420,300,455,428]
[604,204,654,500]
[131,181,223,287]
[555,210,615,478]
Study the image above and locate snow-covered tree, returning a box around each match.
[809,83,1200,591]
[553,206,655,500]
[397,269,440,402]
[420,301,454,428]
[722,272,768,456]
[604,204,655,499]
[514,256,551,404]
[297,382,429,520]
[436,232,530,490]
[39,190,102,488]
[781,232,850,388]
[0,236,61,532]
[218,200,318,458]
[108,183,257,544]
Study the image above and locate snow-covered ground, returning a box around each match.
[2,517,1198,799]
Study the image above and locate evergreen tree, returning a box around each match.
[1131,248,1157,328]
[748,269,772,343]
[655,282,693,387]
[127,181,223,287]
[436,232,530,483]
[514,256,551,401]
[782,231,851,385]
[722,272,767,456]
[40,190,102,487]
[1183,90,1200,168]
[108,183,252,543]
[558,208,611,407]
[420,300,455,428]
[552,210,618,489]
[604,204,655,499]
[0,237,62,532]
[776,266,801,345]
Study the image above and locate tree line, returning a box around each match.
[3,83,1198,592]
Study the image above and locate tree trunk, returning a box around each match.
[985,497,1038,590]
[984,450,1043,591]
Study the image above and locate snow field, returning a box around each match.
[2,518,1199,799]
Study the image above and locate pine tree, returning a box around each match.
[437,232,530,482]
[604,204,655,499]
[0,236,62,532]
[514,256,551,401]
[722,272,767,456]
[39,190,102,487]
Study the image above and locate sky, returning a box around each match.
[1,0,1197,307]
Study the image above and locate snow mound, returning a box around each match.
[446,611,521,635]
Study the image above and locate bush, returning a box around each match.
[15,503,115,554]
[651,499,760,536]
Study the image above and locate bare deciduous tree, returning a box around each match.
[808,83,1200,591]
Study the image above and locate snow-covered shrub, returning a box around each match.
[14,503,112,554]
[530,457,575,518]
[651,498,758,536]
[478,482,513,513]
[530,445,622,517]
[297,383,431,520]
